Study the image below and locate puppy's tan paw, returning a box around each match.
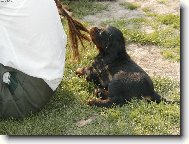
[75,68,85,77]
[88,99,96,106]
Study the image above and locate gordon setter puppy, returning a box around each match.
[76,25,175,107]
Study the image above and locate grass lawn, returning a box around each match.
[120,2,140,10]
[0,0,180,135]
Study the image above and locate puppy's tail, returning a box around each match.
[152,92,180,105]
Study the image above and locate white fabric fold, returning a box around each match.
[0,0,67,90]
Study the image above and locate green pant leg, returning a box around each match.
[0,63,54,119]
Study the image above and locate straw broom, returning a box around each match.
[55,0,91,61]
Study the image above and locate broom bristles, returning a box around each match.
[55,0,90,61]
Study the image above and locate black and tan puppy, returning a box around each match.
[76,25,174,107]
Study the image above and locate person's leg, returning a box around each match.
[0,63,54,119]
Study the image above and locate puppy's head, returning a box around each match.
[89,25,126,56]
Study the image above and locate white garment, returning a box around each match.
[0,0,67,90]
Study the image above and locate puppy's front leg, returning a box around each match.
[94,88,109,99]
[75,67,93,77]
[88,98,114,108]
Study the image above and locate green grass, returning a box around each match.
[0,1,180,135]
[161,47,180,61]
[157,14,180,29]
[157,0,169,4]
[0,46,180,135]
[142,7,152,13]
[120,2,140,10]
[61,0,108,19]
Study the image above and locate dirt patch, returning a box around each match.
[83,0,180,25]
[76,115,97,127]
[127,44,180,81]
[137,0,180,15]
[83,0,180,82]
[83,0,144,25]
